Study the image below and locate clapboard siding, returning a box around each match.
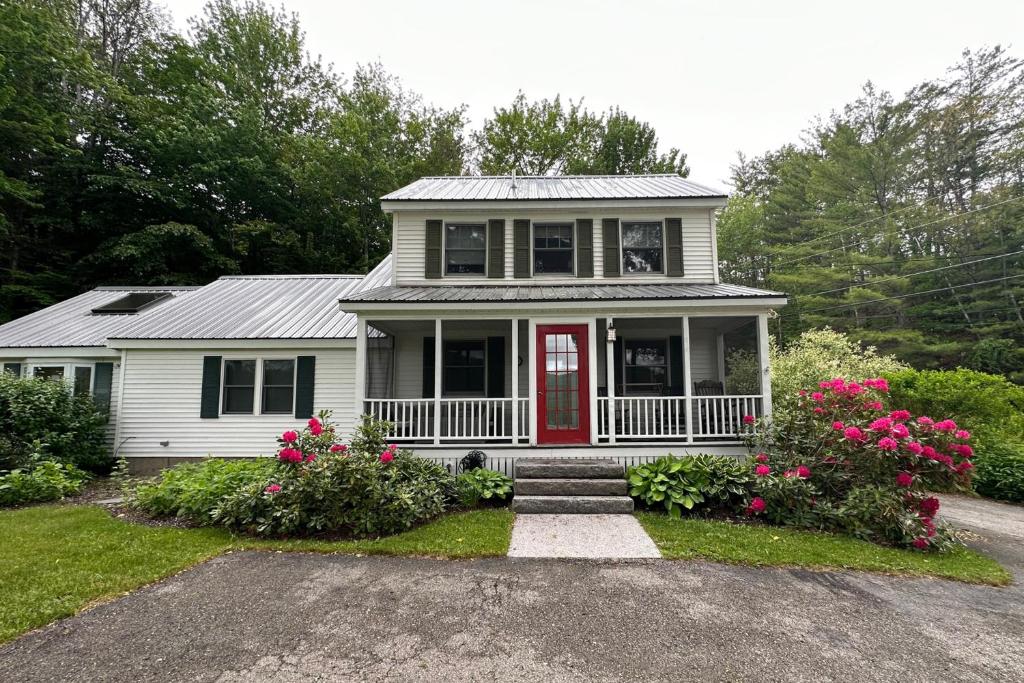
[392,208,716,285]
[118,348,356,459]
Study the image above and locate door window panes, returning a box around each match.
[544,333,580,429]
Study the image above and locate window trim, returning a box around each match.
[442,339,487,397]
[28,363,96,396]
[620,337,671,395]
[443,222,488,277]
[619,220,666,275]
[260,358,297,415]
[219,355,301,417]
[531,221,576,277]
[221,358,257,415]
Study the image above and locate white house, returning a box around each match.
[0,175,786,474]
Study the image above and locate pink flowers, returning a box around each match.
[796,465,811,479]
[917,416,934,426]
[832,421,844,430]
[264,483,282,494]
[896,471,913,488]
[869,417,893,432]
[889,409,911,421]
[748,497,766,514]
[281,430,298,443]
[755,464,771,477]
[912,537,929,550]
[905,441,924,455]
[380,443,398,463]
[329,444,348,453]
[953,444,974,458]
[277,447,302,463]
[877,437,898,451]
[308,417,323,436]
[864,400,884,411]
[811,392,825,402]
[890,423,910,439]
[933,419,957,432]
[843,426,865,442]
[755,452,769,463]
[742,415,755,425]
[863,377,889,392]
[919,497,940,517]
[955,429,971,440]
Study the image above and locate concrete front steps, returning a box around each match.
[512,458,634,514]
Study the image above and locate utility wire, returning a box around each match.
[769,195,1024,268]
[852,304,1024,322]
[792,273,1024,316]
[803,249,1024,298]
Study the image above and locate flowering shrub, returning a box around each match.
[743,377,973,550]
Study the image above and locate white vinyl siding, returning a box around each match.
[117,347,356,460]
[393,207,717,285]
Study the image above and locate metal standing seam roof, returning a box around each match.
[0,286,202,348]
[340,281,785,305]
[381,175,728,202]
[110,255,393,340]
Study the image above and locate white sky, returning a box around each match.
[164,0,1024,189]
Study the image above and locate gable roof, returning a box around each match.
[381,175,727,202]
[109,255,392,341]
[0,286,201,348]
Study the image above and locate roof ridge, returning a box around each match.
[216,274,366,280]
[416,174,681,179]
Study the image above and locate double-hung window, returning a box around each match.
[621,221,664,274]
[623,339,668,392]
[533,223,574,275]
[222,360,256,414]
[443,340,486,395]
[222,358,297,415]
[445,223,486,275]
[261,359,295,414]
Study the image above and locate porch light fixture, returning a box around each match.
[606,324,617,342]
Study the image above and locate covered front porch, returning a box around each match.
[354,313,772,448]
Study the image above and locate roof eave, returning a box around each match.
[380,196,729,212]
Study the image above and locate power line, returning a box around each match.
[803,250,1024,298]
[852,304,1024,322]
[792,273,1024,316]
[770,195,1024,268]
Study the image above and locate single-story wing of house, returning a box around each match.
[0,174,786,474]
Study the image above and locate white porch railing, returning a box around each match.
[439,398,512,440]
[364,399,434,440]
[693,395,762,438]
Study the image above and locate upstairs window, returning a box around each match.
[445,223,486,275]
[533,223,574,275]
[443,340,486,395]
[621,222,664,274]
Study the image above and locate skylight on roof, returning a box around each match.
[91,292,174,315]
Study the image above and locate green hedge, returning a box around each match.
[973,443,1024,504]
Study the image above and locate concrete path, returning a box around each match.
[2,552,1021,682]
[940,494,1024,578]
[507,514,661,558]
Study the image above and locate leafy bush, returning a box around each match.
[973,443,1024,504]
[744,377,973,550]
[628,454,752,518]
[456,468,513,507]
[770,328,907,417]
[132,458,278,524]
[724,348,761,394]
[0,372,112,474]
[212,412,454,537]
[0,458,89,507]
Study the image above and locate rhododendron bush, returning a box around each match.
[743,377,973,551]
[212,412,454,536]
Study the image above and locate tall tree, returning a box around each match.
[579,107,688,176]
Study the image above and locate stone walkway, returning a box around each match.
[507,514,661,558]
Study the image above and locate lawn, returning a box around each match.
[0,505,513,643]
[636,512,1012,586]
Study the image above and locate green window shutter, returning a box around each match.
[486,336,505,398]
[422,336,435,398]
[425,219,443,279]
[513,219,531,278]
[669,335,683,394]
[200,356,222,419]
[2,362,21,377]
[602,218,620,277]
[666,217,684,277]
[576,219,594,278]
[93,362,114,415]
[487,219,505,278]
[295,356,316,419]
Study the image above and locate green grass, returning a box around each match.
[0,505,513,643]
[635,512,1012,586]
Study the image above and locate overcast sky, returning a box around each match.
[166,0,1023,189]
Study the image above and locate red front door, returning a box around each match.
[536,324,590,445]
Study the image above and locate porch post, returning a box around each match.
[605,318,616,444]
[511,318,519,444]
[757,313,773,422]
[354,316,367,422]
[433,318,442,445]
[682,316,694,443]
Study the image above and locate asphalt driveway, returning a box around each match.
[940,494,1024,576]
[1,550,1022,682]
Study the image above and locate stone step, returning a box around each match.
[515,459,624,480]
[515,478,628,496]
[512,495,635,514]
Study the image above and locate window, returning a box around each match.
[443,340,486,395]
[445,223,486,275]
[261,359,295,414]
[222,360,256,414]
[533,223,574,274]
[32,366,65,381]
[621,222,664,273]
[623,339,668,392]
[73,366,92,397]
[91,291,173,315]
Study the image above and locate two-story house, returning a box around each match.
[0,175,786,473]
